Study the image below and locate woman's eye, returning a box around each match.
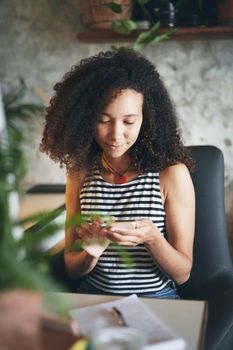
[124,120,135,125]
[99,118,110,124]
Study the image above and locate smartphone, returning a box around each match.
[109,221,136,229]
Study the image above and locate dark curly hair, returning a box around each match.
[40,48,194,174]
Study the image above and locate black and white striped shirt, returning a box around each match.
[80,170,171,294]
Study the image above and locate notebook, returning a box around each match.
[69,294,186,350]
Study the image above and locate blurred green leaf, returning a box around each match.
[111,243,135,268]
[6,104,45,121]
[17,208,64,227]
[65,213,114,229]
[18,223,63,249]
[134,24,177,49]
[112,20,138,35]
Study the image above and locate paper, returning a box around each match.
[81,237,110,258]
[69,294,186,350]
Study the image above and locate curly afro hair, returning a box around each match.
[40,48,194,174]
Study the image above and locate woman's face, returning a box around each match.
[95,89,143,159]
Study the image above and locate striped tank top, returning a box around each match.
[80,170,172,295]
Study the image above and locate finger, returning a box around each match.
[108,227,136,236]
[77,226,93,240]
[111,236,139,246]
[99,227,108,236]
[119,241,138,247]
[107,231,138,244]
[81,222,90,230]
[91,219,104,227]
[88,224,100,234]
[80,222,99,235]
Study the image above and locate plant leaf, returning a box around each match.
[111,243,135,268]
[104,2,122,13]
[112,20,138,35]
[17,208,64,227]
[133,21,161,49]
[134,23,177,49]
[6,104,45,121]
[65,213,114,229]
[19,223,63,245]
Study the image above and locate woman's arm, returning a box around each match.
[106,163,195,285]
[64,173,99,278]
[143,163,195,284]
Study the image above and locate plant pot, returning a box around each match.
[0,290,42,350]
[0,289,80,350]
[80,0,133,30]
[217,0,233,25]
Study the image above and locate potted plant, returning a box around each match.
[79,0,134,30]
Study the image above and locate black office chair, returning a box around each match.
[177,145,233,350]
[29,145,233,350]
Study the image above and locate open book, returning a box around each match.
[69,294,186,350]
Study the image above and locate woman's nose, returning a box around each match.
[109,122,124,141]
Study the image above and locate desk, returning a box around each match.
[55,292,207,350]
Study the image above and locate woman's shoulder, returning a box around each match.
[159,163,193,199]
[66,169,87,212]
[160,163,190,178]
[66,168,87,192]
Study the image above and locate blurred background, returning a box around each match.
[0,0,232,257]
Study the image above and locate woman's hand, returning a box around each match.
[106,219,160,246]
[76,220,106,241]
[76,220,110,258]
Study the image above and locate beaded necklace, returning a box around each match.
[102,155,132,184]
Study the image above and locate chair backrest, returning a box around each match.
[178,145,233,299]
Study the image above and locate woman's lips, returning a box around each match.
[106,143,124,149]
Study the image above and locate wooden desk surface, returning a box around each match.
[54,292,207,350]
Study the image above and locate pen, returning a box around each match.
[111,307,127,327]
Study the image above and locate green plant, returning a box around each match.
[105,0,178,49]
[1,77,45,188]
[0,77,58,292]
[0,77,78,318]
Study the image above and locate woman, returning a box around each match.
[40,48,195,298]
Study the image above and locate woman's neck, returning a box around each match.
[102,153,131,173]
[101,153,133,184]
